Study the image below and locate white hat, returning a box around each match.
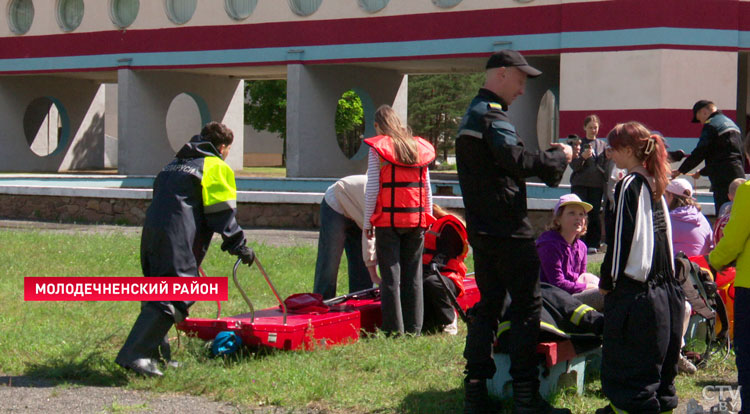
[666,178,694,198]
[554,193,593,215]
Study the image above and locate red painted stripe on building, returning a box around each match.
[559,109,738,139]
[0,1,747,60]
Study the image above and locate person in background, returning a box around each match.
[714,177,747,244]
[673,100,745,212]
[664,177,713,375]
[456,49,572,414]
[567,134,582,159]
[116,122,255,377]
[570,114,609,254]
[710,180,750,414]
[536,194,604,310]
[665,178,714,257]
[422,204,468,335]
[364,104,435,336]
[597,122,683,414]
[313,175,379,300]
[602,146,627,249]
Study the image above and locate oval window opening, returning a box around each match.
[24,97,68,157]
[166,93,207,152]
[335,90,365,159]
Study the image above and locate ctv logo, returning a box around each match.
[685,385,742,413]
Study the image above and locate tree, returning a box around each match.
[244,80,287,165]
[335,90,364,158]
[407,73,484,162]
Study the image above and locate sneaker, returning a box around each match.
[587,247,598,254]
[678,354,697,375]
[443,315,458,336]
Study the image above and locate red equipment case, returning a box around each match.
[177,259,479,351]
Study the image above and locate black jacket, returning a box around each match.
[141,136,246,284]
[678,111,745,187]
[456,88,568,239]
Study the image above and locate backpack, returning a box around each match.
[674,252,731,366]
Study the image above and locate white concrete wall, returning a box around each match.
[286,64,406,177]
[0,0,575,37]
[0,77,106,171]
[117,70,244,174]
[560,50,738,111]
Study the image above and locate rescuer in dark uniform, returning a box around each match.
[456,50,572,414]
[116,122,255,377]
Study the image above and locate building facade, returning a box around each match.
[0,0,748,177]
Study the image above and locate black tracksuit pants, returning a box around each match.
[463,235,541,382]
[423,271,458,331]
[601,276,684,413]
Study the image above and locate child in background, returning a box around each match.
[597,122,684,414]
[364,105,435,335]
[536,193,603,310]
[665,178,713,257]
[714,177,747,244]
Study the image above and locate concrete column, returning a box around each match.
[0,76,105,172]
[286,64,406,178]
[117,70,244,175]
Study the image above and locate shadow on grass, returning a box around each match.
[23,351,128,387]
[396,388,472,414]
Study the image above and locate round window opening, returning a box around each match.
[57,0,84,32]
[335,90,365,159]
[24,97,69,157]
[110,0,139,28]
[165,0,197,25]
[166,93,210,152]
[8,0,34,35]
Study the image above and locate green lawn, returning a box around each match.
[239,166,286,177]
[0,230,737,413]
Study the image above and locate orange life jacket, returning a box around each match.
[365,135,436,228]
[422,214,469,297]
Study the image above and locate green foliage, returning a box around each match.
[408,73,484,162]
[335,90,365,158]
[244,80,287,165]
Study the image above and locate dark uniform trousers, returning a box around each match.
[464,234,542,382]
[601,276,684,413]
[376,226,426,335]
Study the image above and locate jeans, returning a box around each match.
[312,199,372,300]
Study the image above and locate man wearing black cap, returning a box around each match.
[456,49,572,414]
[672,100,745,212]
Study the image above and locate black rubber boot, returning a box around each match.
[115,303,174,377]
[464,379,496,414]
[512,381,571,414]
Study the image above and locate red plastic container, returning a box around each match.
[177,273,479,351]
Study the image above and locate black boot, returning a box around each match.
[157,333,180,369]
[115,303,174,377]
[464,379,496,414]
[512,381,571,414]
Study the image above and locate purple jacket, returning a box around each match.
[669,205,714,257]
[535,230,587,294]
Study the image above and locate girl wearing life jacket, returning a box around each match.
[364,105,435,335]
[422,205,469,335]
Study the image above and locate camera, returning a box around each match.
[581,143,591,151]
